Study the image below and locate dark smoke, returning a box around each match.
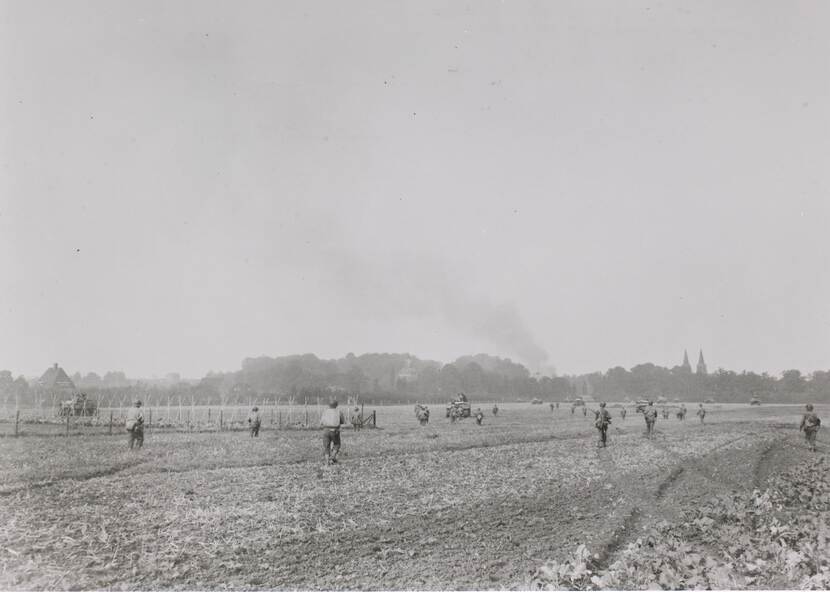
[322,248,550,370]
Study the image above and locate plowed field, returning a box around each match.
[0,403,825,590]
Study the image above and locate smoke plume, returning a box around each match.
[322,248,550,370]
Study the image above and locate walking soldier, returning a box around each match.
[248,406,261,437]
[643,401,658,439]
[800,404,821,452]
[595,402,612,447]
[320,400,345,464]
[125,399,144,449]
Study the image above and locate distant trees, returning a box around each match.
[589,364,826,403]
[2,356,829,410]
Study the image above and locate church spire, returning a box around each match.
[681,349,691,372]
[696,349,707,375]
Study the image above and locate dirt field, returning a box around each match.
[0,402,825,590]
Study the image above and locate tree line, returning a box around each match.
[2,355,830,408]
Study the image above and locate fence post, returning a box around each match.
[109,412,113,435]
[220,409,223,431]
[208,407,211,424]
[66,414,70,436]
[372,410,376,427]
[15,410,19,437]
[148,408,152,428]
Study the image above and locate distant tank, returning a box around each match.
[446,393,471,421]
[58,392,97,417]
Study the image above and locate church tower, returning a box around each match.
[696,350,707,375]
[680,350,692,373]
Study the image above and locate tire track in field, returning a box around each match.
[752,440,780,489]
[0,459,146,497]
[644,432,762,493]
[590,428,774,573]
[0,429,600,496]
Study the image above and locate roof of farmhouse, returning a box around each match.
[39,363,76,390]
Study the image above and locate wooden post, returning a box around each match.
[66,414,70,436]
[109,412,113,435]
[208,407,211,423]
[149,408,152,427]
[305,400,308,427]
[372,410,376,427]
[220,409,223,431]
[14,410,19,437]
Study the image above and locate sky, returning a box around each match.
[2,1,829,379]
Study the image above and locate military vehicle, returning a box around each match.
[58,392,97,417]
[446,393,471,421]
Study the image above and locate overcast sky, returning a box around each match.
[2,1,829,379]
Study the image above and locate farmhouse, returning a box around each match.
[38,363,75,391]
[396,359,418,383]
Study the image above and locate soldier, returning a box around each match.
[248,406,261,437]
[125,399,144,450]
[620,407,627,421]
[582,406,587,417]
[556,402,560,410]
[594,402,612,447]
[662,407,669,420]
[492,403,499,416]
[800,404,821,452]
[549,402,555,412]
[320,400,345,464]
[643,401,658,439]
[414,404,429,426]
[474,408,484,425]
[696,403,706,424]
[570,404,575,415]
[676,404,687,421]
[351,406,363,431]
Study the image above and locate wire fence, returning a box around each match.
[0,399,374,438]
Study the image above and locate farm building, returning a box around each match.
[38,363,75,391]
[395,359,418,383]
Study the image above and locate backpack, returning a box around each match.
[805,413,821,429]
